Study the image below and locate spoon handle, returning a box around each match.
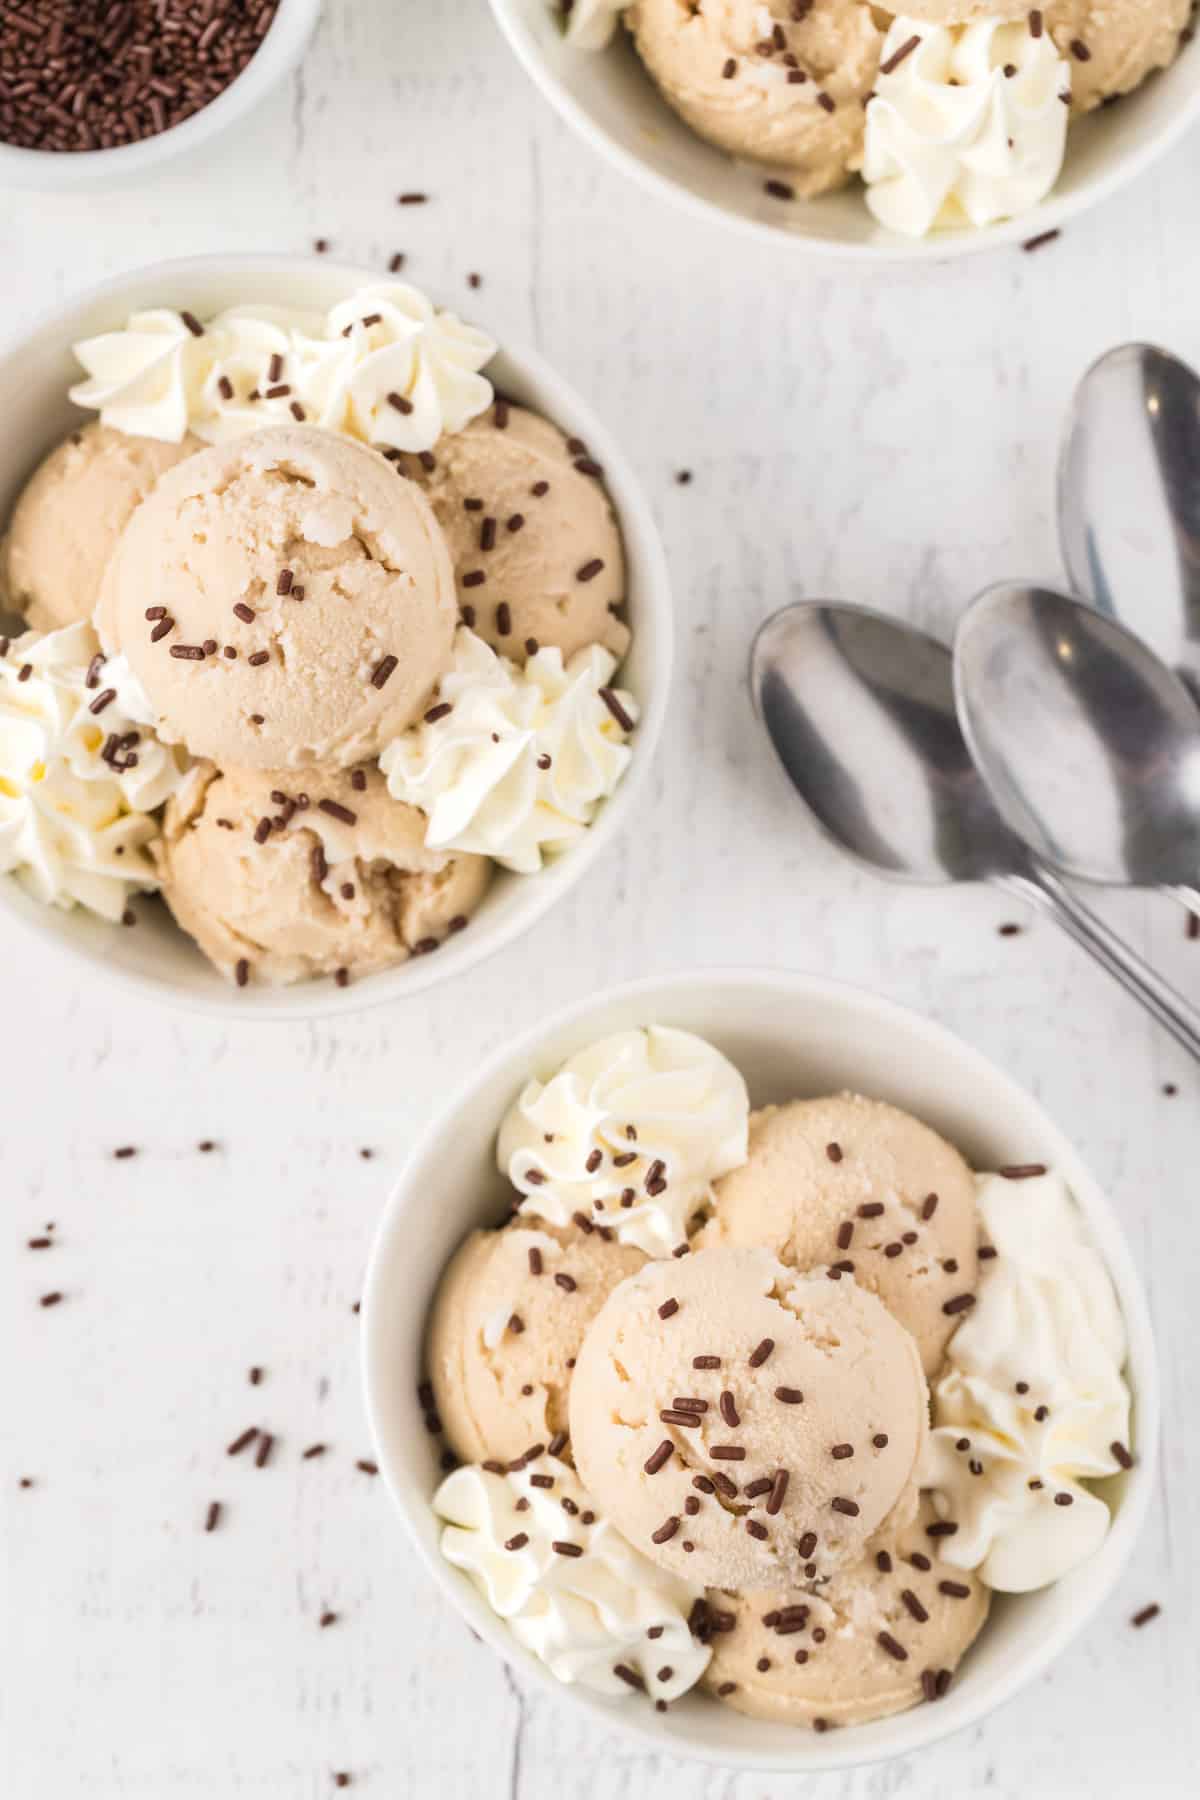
[1003,868,1200,1064]
[1167,885,1200,917]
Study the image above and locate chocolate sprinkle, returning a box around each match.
[748,1338,774,1368]
[371,654,399,690]
[658,1298,679,1320]
[939,1580,971,1599]
[880,32,921,75]
[645,1441,673,1475]
[831,1497,859,1516]
[651,1516,680,1544]
[878,1631,908,1662]
[1132,1603,1161,1628]
[774,1386,804,1404]
[943,1294,976,1316]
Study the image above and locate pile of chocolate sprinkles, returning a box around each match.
[0,2,279,155]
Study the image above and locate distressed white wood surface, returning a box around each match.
[2,2,1197,1795]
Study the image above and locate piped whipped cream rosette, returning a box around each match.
[861,16,1071,236]
[68,284,496,455]
[920,1167,1132,1591]
[0,621,187,919]
[434,1453,711,1700]
[496,1026,750,1256]
[379,627,638,876]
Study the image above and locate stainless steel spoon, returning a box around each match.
[954,583,1200,922]
[752,599,1200,1060]
[1059,341,1200,690]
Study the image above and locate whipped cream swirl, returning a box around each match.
[435,1454,710,1699]
[0,622,188,920]
[920,1169,1131,1592]
[863,17,1070,237]
[380,628,637,875]
[497,1027,750,1256]
[69,283,496,456]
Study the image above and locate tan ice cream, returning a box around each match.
[1,423,200,633]
[398,405,628,664]
[702,1496,990,1727]
[1045,0,1192,111]
[626,0,885,196]
[157,761,489,986]
[703,1096,979,1376]
[97,426,456,771]
[879,0,1026,21]
[428,1219,647,1464]
[569,1247,928,1592]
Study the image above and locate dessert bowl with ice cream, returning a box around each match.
[0,257,670,1015]
[363,968,1155,1769]
[490,0,1200,257]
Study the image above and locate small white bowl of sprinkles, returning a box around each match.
[0,256,671,1017]
[362,967,1157,1769]
[490,0,1200,260]
[0,1,321,188]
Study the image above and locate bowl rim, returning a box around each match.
[487,0,1200,265]
[0,0,321,187]
[0,253,674,1022]
[361,964,1159,1771]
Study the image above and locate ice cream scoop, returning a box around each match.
[569,1246,928,1591]
[702,1496,989,1727]
[703,1094,979,1375]
[398,405,629,665]
[1044,0,1192,111]
[427,1218,646,1465]
[157,760,489,987]
[1,423,201,633]
[97,426,457,771]
[626,0,884,197]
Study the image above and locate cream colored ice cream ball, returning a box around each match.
[626,0,885,196]
[157,761,489,986]
[1,423,201,633]
[703,1094,979,1375]
[702,1495,990,1726]
[427,1218,647,1465]
[97,426,456,770]
[397,404,628,664]
[1045,0,1193,111]
[569,1246,928,1591]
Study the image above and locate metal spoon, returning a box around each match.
[954,582,1200,922]
[1059,342,1200,690]
[752,599,1200,1060]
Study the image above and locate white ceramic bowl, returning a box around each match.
[0,0,320,190]
[489,0,1200,262]
[0,255,672,1019]
[362,966,1157,1771]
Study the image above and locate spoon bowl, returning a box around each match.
[954,582,1200,896]
[753,598,1200,1061]
[751,602,1031,885]
[1059,342,1200,686]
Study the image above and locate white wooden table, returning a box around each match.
[3,3,1197,1794]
